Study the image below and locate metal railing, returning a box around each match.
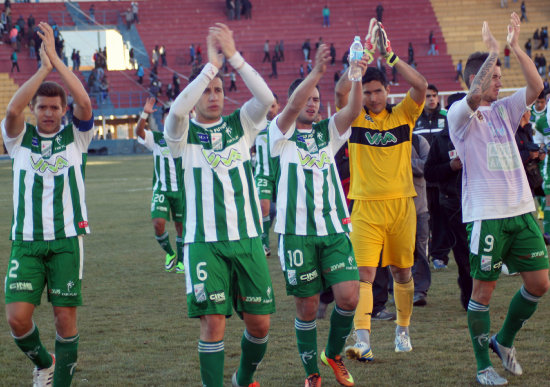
[49,10,123,27]
[90,91,149,109]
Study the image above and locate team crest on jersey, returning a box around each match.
[194,283,206,302]
[41,140,52,158]
[55,135,63,146]
[305,138,318,153]
[364,114,375,123]
[211,132,223,151]
[476,111,484,121]
[438,118,445,128]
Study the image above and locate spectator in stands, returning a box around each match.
[456,59,464,81]
[129,47,136,69]
[262,40,270,63]
[279,39,284,61]
[538,53,547,77]
[525,38,532,57]
[376,3,384,22]
[106,129,113,140]
[196,44,202,64]
[322,5,330,28]
[132,1,139,23]
[89,4,95,24]
[330,43,336,65]
[302,38,311,61]
[235,0,242,20]
[166,83,175,100]
[137,63,144,84]
[160,45,167,66]
[520,1,528,22]
[504,44,511,68]
[10,49,18,72]
[189,43,195,64]
[269,55,277,78]
[152,45,159,67]
[334,70,340,84]
[306,59,312,74]
[342,51,349,71]
[173,72,180,94]
[533,28,539,48]
[540,26,548,50]
[75,50,81,71]
[1,10,7,31]
[428,37,438,55]
[408,42,414,65]
[125,8,133,30]
[228,70,237,91]
[315,36,323,50]
[243,0,252,19]
[9,25,17,49]
[29,36,35,59]
[226,0,235,20]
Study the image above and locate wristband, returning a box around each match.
[202,62,219,81]
[140,112,149,120]
[385,53,400,67]
[228,52,245,70]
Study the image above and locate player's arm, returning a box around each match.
[165,32,220,142]
[136,97,157,140]
[4,43,52,138]
[377,22,427,105]
[211,23,274,125]
[334,68,352,109]
[466,21,500,111]
[277,45,330,134]
[38,22,92,123]
[508,13,543,105]
[333,56,368,135]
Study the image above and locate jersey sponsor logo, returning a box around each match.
[487,142,521,171]
[32,137,39,147]
[299,269,319,282]
[202,148,243,168]
[30,155,69,174]
[9,281,33,292]
[493,261,502,270]
[365,131,397,146]
[194,283,206,302]
[297,150,331,169]
[78,221,88,228]
[159,138,166,146]
[480,255,492,271]
[197,133,209,143]
[242,295,262,304]
[438,118,445,129]
[296,135,306,143]
[351,124,410,148]
[342,217,351,225]
[161,148,171,157]
[209,290,226,304]
[49,287,77,297]
[325,262,345,273]
[287,269,297,285]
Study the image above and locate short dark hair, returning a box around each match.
[273,92,279,103]
[427,84,439,94]
[31,81,67,107]
[362,67,388,87]
[189,64,224,87]
[537,90,546,100]
[287,78,320,99]
[463,52,501,88]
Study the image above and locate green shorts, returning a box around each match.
[151,189,183,222]
[184,237,275,318]
[255,176,274,201]
[467,213,549,281]
[278,233,359,297]
[5,236,84,306]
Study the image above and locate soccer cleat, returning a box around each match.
[345,341,374,362]
[33,354,55,387]
[476,366,508,385]
[263,244,271,257]
[394,331,412,353]
[489,335,523,376]
[320,351,354,386]
[432,259,447,270]
[305,373,322,387]
[363,17,378,64]
[231,371,260,387]
[175,262,185,273]
[165,253,176,272]
[371,308,396,321]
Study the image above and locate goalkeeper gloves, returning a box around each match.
[376,22,400,67]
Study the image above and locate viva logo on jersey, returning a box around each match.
[202,148,242,168]
[365,131,397,146]
[297,149,331,169]
[30,155,69,174]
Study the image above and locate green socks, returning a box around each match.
[13,324,52,369]
[198,340,224,387]
[54,333,79,387]
[467,300,492,371]
[497,286,540,347]
[236,330,268,386]
[155,232,175,256]
[262,216,271,248]
[325,306,355,359]
[176,236,184,264]
[295,318,319,376]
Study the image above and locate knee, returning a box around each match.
[152,219,165,235]
[6,314,33,336]
[246,317,270,338]
[526,278,550,297]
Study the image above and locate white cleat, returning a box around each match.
[33,354,55,387]
[489,335,523,376]
[394,331,412,353]
[476,366,508,385]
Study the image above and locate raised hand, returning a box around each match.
[376,22,393,58]
[210,23,237,59]
[482,21,499,53]
[364,18,378,64]
[36,22,59,64]
[507,12,520,47]
[313,44,331,75]
[206,30,222,69]
[143,97,157,114]
[38,42,53,72]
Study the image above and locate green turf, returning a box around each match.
[0,155,548,386]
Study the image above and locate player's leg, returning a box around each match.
[168,191,185,272]
[5,242,54,376]
[277,234,322,383]
[231,237,274,386]
[151,191,176,270]
[174,221,184,272]
[48,236,84,387]
[186,242,232,387]
[259,198,272,256]
[384,197,416,353]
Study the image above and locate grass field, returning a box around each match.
[0,154,549,386]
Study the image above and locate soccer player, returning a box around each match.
[269,44,365,387]
[335,19,428,360]
[164,24,275,387]
[3,22,94,386]
[254,93,280,256]
[136,97,185,273]
[447,13,549,385]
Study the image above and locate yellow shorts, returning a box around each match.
[350,197,416,268]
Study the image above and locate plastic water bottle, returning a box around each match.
[348,36,363,82]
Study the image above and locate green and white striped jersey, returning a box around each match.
[138,130,182,192]
[254,124,272,179]
[166,109,262,243]
[269,116,351,236]
[2,119,94,241]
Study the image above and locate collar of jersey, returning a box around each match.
[191,117,223,129]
